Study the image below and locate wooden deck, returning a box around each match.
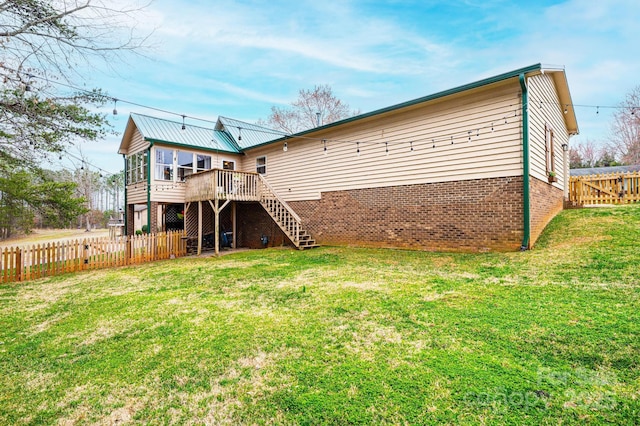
[184,169,318,254]
[185,169,260,202]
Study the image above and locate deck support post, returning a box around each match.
[209,199,230,257]
[197,201,202,255]
[214,200,220,256]
[231,202,237,249]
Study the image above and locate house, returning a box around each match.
[132,204,148,232]
[118,63,578,253]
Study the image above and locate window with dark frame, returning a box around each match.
[256,156,266,174]
[223,160,235,170]
[196,154,211,172]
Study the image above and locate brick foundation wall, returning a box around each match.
[150,202,159,233]
[236,202,291,249]
[126,204,135,236]
[289,176,524,252]
[529,177,564,245]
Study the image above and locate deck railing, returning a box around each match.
[257,174,301,245]
[185,169,259,202]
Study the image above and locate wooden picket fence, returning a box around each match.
[0,231,187,284]
[569,171,640,205]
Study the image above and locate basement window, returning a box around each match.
[545,124,555,174]
[256,156,266,175]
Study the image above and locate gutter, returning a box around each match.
[147,142,153,233]
[123,154,128,236]
[519,73,531,251]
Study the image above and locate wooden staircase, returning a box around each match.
[258,175,319,250]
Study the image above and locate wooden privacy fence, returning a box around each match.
[569,172,640,205]
[1,231,187,284]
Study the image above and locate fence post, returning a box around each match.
[82,239,89,270]
[16,248,22,282]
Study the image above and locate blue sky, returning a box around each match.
[60,0,640,174]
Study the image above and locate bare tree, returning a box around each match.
[610,86,640,165]
[0,0,151,84]
[260,85,356,134]
[0,0,151,163]
[577,139,598,168]
[569,147,583,169]
[0,0,150,237]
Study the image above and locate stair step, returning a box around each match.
[259,186,318,250]
[299,243,320,250]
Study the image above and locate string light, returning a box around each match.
[323,139,327,155]
[21,72,640,143]
[385,142,389,156]
[30,71,637,169]
[432,139,435,149]
[356,142,360,157]
[283,141,288,152]
[113,98,118,115]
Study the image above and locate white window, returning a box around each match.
[155,148,174,181]
[126,151,147,184]
[197,154,211,173]
[177,151,194,181]
[256,156,266,174]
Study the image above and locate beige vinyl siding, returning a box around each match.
[241,80,525,201]
[128,129,149,155]
[528,73,569,189]
[126,184,147,204]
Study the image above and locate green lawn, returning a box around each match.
[1,206,639,425]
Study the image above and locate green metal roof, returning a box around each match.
[124,64,578,155]
[216,116,286,150]
[130,113,241,154]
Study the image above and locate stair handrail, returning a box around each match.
[257,174,302,222]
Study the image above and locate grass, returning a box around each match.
[1,205,639,424]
